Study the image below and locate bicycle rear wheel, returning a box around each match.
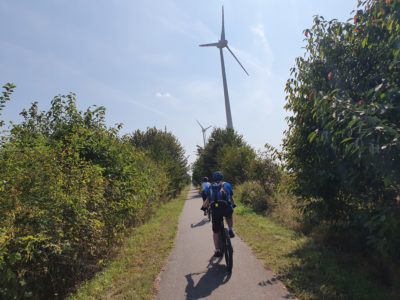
[219,226,226,254]
[224,229,233,273]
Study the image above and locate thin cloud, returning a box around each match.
[156,92,172,98]
[250,23,274,65]
[0,40,169,120]
[251,24,266,40]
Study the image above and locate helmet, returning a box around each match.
[202,177,209,182]
[212,171,223,182]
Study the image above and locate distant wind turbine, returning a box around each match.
[199,5,248,130]
[196,120,212,148]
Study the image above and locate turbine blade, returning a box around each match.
[199,42,219,47]
[196,119,205,130]
[226,46,249,76]
[221,6,225,41]
[205,126,212,131]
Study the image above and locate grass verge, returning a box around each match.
[68,186,189,300]
[234,203,399,299]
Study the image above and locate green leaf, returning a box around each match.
[348,118,359,128]
[361,36,368,48]
[307,131,318,143]
[340,137,354,144]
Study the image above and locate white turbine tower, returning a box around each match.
[200,5,248,130]
[196,120,212,148]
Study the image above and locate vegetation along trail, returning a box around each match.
[155,186,295,300]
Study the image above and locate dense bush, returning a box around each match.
[250,145,281,195]
[236,181,301,228]
[0,90,185,298]
[235,181,270,212]
[284,0,400,261]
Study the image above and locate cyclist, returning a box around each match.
[203,171,235,258]
[200,177,211,215]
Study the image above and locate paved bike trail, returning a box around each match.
[155,187,296,300]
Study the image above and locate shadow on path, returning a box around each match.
[190,218,209,228]
[187,194,200,200]
[185,258,231,299]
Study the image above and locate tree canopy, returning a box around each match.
[284,0,400,260]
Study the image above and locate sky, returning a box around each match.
[0,0,358,165]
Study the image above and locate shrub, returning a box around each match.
[250,145,281,194]
[235,181,270,212]
[0,140,106,298]
[269,192,301,231]
[0,91,182,298]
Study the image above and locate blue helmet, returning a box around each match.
[212,171,223,182]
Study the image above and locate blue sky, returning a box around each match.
[0,1,357,164]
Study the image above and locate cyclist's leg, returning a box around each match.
[224,205,235,237]
[200,193,207,211]
[202,197,207,215]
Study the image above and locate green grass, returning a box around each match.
[68,186,189,300]
[234,202,399,300]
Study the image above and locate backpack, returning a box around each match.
[210,182,228,204]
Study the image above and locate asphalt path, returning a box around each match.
[155,187,296,300]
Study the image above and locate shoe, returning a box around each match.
[213,250,222,258]
[203,211,207,216]
[228,229,235,238]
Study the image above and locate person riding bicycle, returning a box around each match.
[202,171,235,258]
[200,177,211,216]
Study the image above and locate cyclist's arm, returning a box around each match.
[224,182,236,207]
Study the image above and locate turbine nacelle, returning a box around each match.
[199,6,248,76]
[217,40,228,49]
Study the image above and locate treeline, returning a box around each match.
[0,87,189,299]
[285,0,399,269]
[192,128,286,220]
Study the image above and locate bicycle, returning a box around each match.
[212,201,233,273]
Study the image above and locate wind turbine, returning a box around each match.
[199,5,248,130]
[196,120,212,148]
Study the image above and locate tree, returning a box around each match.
[218,144,255,185]
[284,0,400,260]
[0,83,15,128]
[192,128,251,184]
[127,127,189,196]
